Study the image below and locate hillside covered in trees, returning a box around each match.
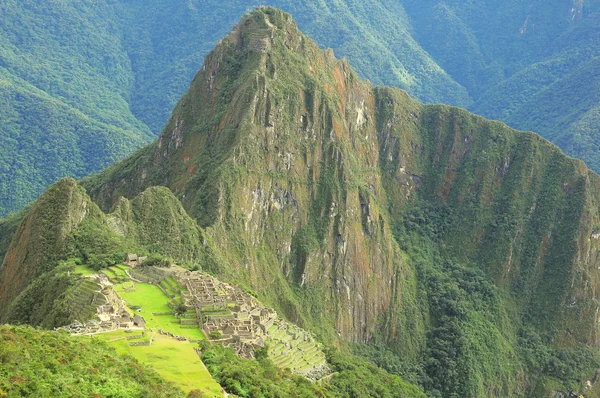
[3,8,600,396]
[4,1,600,217]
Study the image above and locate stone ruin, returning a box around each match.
[58,283,146,335]
[170,270,278,359]
[57,262,330,380]
[124,253,147,267]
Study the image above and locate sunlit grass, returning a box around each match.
[115,282,205,340]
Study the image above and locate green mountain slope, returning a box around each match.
[4,0,600,220]
[0,75,149,214]
[0,1,152,215]
[75,8,600,396]
[0,326,186,398]
[0,0,468,217]
[4,7,600,397]
[402,0,600,175]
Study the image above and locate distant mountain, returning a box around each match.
[4,8,600,396]
[0,0,469,216]
[3,1,600,217]
[401,0,600,170]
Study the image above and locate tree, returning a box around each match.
[174,303,187,317]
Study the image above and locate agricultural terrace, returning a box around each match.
[90,331,221,396]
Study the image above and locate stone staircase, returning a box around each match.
[246,29,271,52]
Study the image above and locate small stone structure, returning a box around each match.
[133,314,146,328]
[124,253,147,267]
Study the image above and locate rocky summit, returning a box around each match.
[3,7,600,397]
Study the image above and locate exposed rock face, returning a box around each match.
[79,7,600,355]
[4,6,600,395]
[82,8,423,348]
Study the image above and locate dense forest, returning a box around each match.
[3,0,600,215]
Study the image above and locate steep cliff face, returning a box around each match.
[377,97,600,343]
[82,8,424,348]
[4,7,600,396]
[81,7,600,353]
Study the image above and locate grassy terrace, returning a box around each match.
[90,331,222,396]
[72,266,218,395]
[73,264,96,277]
[115,282,204,341]
[266,322,328,375]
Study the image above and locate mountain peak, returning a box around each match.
[82,7,356,217]
[222,7,301,54]
[5,5,600,395]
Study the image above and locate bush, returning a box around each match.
[174,303,188,317]
[87,252,123,270]
[254,345,269,360]
[141,254,173,267]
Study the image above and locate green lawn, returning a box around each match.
[100,268,118,281]
[115,282,205,341]
[90,331,222,396]
[109,265,130,279]
[73,264,96,277]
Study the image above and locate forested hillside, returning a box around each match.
[401,0,600,170]
[0,0,467,216]
[3,0,600,217]
[4,7,600,397]
[0,326,186,397]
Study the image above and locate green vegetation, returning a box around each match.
[0,0,470,216]
[91,331,221,396]
[72,264,96,277]
[0,1,153,215]
[200,342,425,397]
[386,202,600,396]
[76,8,600,396]
[3,1,600,217]
[399,0,600,172]
[4,7,600,398]
[115,282,204,341]
[324,348,427,397]
[73,213,129,271]
[3,263,78,328]
[0,180,208,327]
[201,342,324,396]
[266,320,328,375]
[0,326,185,398]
